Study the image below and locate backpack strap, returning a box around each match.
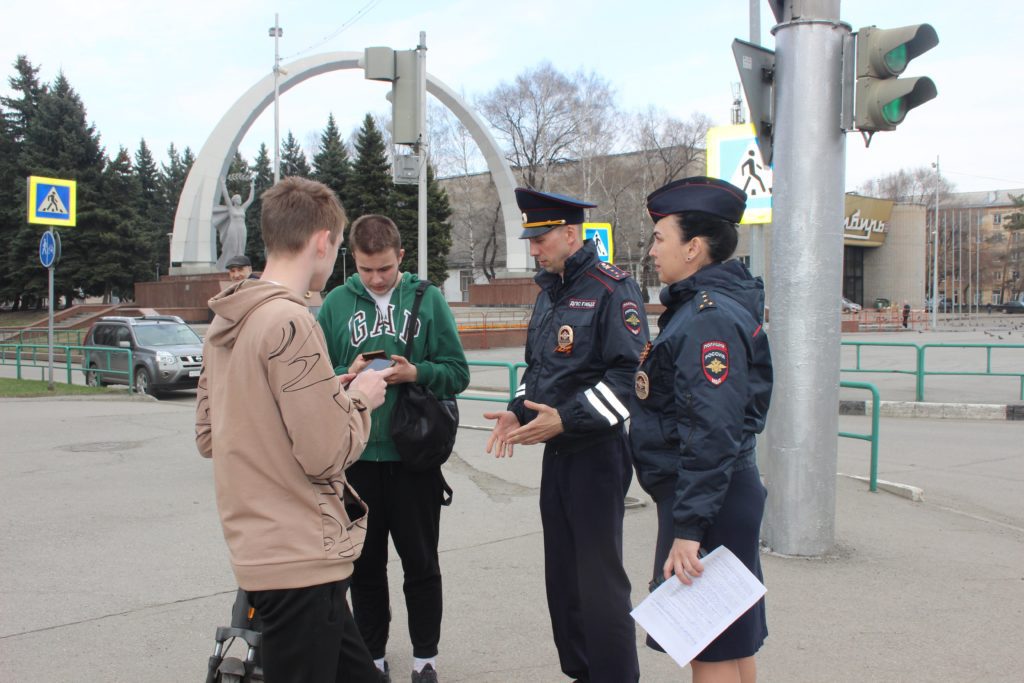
[403,280,431,358]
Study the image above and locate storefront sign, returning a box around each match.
[844,194,894,247]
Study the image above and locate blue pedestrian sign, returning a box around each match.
[27,175,77,227]
[39,230,60,268]
[706,125,772,224]
[583,222,614,263]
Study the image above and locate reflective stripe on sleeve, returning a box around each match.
[594,381,629,420]
[585,388,618,426]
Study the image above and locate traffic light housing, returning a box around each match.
[364,46,423,146]
[855,24,938,132]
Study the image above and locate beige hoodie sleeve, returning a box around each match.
[195,363,212,458]
[269,312,371,480]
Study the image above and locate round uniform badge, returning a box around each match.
[635,371,650,399]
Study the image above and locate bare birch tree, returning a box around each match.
[478,62,583,190]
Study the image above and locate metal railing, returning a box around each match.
[841,340,1024,401]
[838,380,881,492]
[457,360,527,403]
[0,327,85,346]
[918,343,1024,401]
[0,343,133,390]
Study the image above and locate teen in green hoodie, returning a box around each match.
[318,215,469,683]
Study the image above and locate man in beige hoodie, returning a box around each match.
[196,176,390,683]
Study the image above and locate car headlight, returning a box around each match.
[157,351,177,368]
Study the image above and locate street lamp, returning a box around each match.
[269,15,283,183]
[341,246,348,281]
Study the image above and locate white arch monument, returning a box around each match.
[170,51,527,273]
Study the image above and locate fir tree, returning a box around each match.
[280,131,311,178]
[134,138,163,277]
[347,114,392,220]
[81,148,146,300]
[16,72,105,308]
[0,56,48,308]
[246,143,273,270]
[391,163,454,286]
[312,113,351,206]
[325,114,393,290]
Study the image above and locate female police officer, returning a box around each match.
[630,176,773,683]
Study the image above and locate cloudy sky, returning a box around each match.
[2,0,1018,194]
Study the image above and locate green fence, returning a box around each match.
[838,380,881,492]
[842,341,1024,401]
[0,343,133,390]
[458,360,527,403]
[0,327,85,346]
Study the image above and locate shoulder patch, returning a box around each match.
[595,261,628,281]
[621,301,642,336]
[701,341,729,386]
[696,290,717,313]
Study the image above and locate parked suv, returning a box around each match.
[83,315,203,396]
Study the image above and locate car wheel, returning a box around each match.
[85,364,105,388]
[134,367,154,396]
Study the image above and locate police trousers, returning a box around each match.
[540,431,640,683]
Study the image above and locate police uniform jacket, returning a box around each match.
[629,260,772,541]
[510,241,648,449]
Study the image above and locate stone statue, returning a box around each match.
[214,175,256,270]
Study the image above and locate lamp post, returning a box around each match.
[269,15,283,183]
[932,157,940,329]
[341,246,348,281]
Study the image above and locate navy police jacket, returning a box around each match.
[629,260,773,541]
[510,241,649,450]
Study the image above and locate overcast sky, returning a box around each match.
[2,1,1018,194]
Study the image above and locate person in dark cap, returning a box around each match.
[630,176,773,683]
[485,188,647,683]
[224,254,254,282]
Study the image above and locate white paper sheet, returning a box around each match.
[630,545,766,668]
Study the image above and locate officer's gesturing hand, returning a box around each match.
[506,400,564,446]
[484,410,521,458]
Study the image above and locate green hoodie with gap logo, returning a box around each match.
[317,272,470,462]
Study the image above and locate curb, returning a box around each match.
[839,473,925,501]
[840,399,1023,421]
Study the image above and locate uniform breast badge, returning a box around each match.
[555,325,574,354]
[635,371,650,399]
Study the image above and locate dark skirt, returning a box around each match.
[648,465,768,662]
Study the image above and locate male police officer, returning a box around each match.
[485,189,647,682]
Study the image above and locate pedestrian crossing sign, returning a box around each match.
[583,223,614,263]
[706,124,772,225]
[27,175,77,227]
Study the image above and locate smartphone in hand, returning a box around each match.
[361,357,395,372]
[361,350,387,362]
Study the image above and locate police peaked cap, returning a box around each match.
[646,176,747,224]
[515,188,596,238]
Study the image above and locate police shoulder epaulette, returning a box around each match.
[697,290,717,312]
[595,261,628,281]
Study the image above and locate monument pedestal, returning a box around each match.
[135,273,230,324]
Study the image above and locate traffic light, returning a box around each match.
[855,24,938,132]
[364,46,423,146]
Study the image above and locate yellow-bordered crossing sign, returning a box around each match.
[27,176,77,227]
[583,222,614,263]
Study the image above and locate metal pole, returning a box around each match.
[932,157,939,329]
[416,31,428,280]
[272,14,282,184]
[748,0,765,281]
[47,230,54,391]
[762,0,848,557]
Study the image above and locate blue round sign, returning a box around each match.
[39,230,58,268]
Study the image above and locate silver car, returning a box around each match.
[83,315,203,396]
